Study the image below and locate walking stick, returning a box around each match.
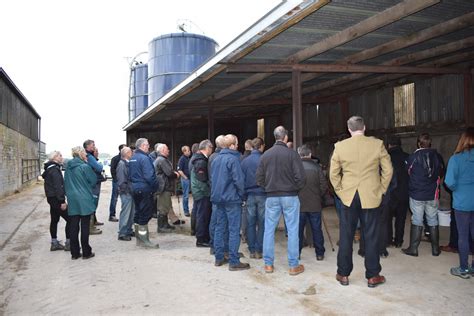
[321,211,335,252]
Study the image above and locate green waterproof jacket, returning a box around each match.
[64,157,97,216]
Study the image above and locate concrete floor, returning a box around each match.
[0,180,472,315]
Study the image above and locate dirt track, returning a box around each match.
[0,181,472,315]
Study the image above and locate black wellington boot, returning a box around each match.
[402,225,423,257]
[429,226,440,256]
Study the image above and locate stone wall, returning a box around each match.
[0,123,39,199]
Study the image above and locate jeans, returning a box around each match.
[263,196,300,268]
[210,204,229,251]
[454,210,474,270]
[195,197,211,243]
[181,179,190,215]
[47,197,70,240]
[338,191,381,279]
[132,190,154,225]
[299,212,325,257]
[118,193,135,237]
[214,203,242,265]
[109,180,118,217]
[409,198,438,226]
[69,214,92,257]
[247,195,266,253]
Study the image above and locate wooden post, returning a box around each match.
[340,97,349,133]
[208,106,215,141]
[464,73,473,126]
[292,70,303,149]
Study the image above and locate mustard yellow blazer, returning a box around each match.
[330,135,393,209]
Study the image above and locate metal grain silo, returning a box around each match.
[147,33,217,105]
[129,63,148,120]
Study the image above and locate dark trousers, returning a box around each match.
[195,197,211,243]
[337,191,381,279]
[132,190,154,225]
[388,196,409,244]
[69,214,92,257]
[47,197,70,240]
[378,201,391,253]
[448,211,474,251]
[455,210,474,270]
[299,212,325,256]
[109,180,118,217]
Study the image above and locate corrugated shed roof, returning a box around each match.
[125,0,474,131]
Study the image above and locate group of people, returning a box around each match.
[42,117,474,284]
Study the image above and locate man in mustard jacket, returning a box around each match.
[330,116,393,288]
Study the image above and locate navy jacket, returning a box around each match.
[210,149,245,204]
[129,149,159,193]
[388,146,409,201]
[241,150,266,198]
[406,148,444,201]
[177,154,190,178]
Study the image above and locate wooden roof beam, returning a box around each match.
[227,63,468,74]
[316,51,474,99]
[240,11,474,102]
[204,0,440,102]
[301,37,474,95]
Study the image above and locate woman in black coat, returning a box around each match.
[42,151,70,251]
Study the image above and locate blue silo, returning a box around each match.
[129,63,148,120]
[147,33,217,105]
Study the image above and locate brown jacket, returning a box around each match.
[329,135,393,209]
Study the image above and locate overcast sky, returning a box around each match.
[1,0,280,157]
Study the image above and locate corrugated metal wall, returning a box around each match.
[415,74,464,124]
[303,74,466,139]
[0,79,39,141]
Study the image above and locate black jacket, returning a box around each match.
[110,153,121,181]
[154,154,177,193]
[388,146,409,201]
[42,161,65,202]
[298,158,327,212]
[256,141,306,197]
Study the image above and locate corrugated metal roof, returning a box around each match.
[125,0,474,131]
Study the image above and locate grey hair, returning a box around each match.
[135,138,148,149]
[120,146,131,158]
[297,144,311,158]
[71,146,86,158]
[214,135,225,149]
[347,116,365,132]
[273,126,288,141]
[48,151,61,161]
[199,139,213,150]
[156,143,167,153]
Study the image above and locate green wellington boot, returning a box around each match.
[137,225,159,248]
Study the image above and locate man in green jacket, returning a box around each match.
[191,139,213,247]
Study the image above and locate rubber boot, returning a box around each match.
[134,224,140,246]
[191,211,196,236]
[157,214,174,233]
[89,216,103,235]
[402,225,423,257]
[429,225,440,256]
[137,225,159,248]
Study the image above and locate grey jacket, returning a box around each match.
[298,158,327,212]
[154,154,177,192]
[116,159,132,195]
